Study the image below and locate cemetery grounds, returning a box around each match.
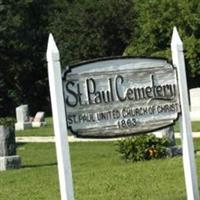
[0,117,200,200]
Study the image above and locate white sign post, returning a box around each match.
[171,27,199,200]
[47,34,74,200]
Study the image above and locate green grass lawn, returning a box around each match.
[0,140,200,200]
[174,121,200,132]
[15,117,54,136]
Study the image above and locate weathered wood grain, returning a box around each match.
[63,57,180,138]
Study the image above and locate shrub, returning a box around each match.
[0,117,15,128]
[116,134,169,162]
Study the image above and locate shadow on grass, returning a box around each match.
[16,142,26,147]
[21,162,57,169]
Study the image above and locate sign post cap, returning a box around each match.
[46,33,60,62]
[171,27,183,51]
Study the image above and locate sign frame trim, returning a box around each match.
[62,56,181,138]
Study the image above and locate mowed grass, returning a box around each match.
[0,140,200,200]
[11,117,200,199]
[174,121,200,132]
[15,117,54,136]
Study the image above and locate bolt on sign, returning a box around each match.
[62,57,180,137]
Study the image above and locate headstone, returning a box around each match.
[15,105,32,130]
[0,156,21,170]
[153,126,182,156]
[0,126,21,170]
[153,126,176,146]
[0,126,16,156]
[32,112,46,127]
[166,145,182,157]
[190,88,200,121]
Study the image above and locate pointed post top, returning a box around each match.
[171,27,183,51]
[46,33,60,62]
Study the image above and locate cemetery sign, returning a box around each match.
[47,29,200,200]
[63,57,180,137]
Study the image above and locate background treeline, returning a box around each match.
[0,0,200,117]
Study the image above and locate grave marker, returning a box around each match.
[190,88,200,121]
[153,126,176,146]
[32,111,46,127]
[0,126,21,170]
[15,105,32,131]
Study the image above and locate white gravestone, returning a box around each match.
[190,88,200,121]
[32,112,46,127]
[15,105,32,131]
[153,126,176,146]
[153,126,182,156]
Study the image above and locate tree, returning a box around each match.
[0,0,136,117]
[0,0,53,116]
[124,0,200,88]
[49,0,135,66]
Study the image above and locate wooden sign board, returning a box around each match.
[63,57,180,137]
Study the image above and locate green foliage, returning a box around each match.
[0,117,15,127]
[1,0,200,117]
[49,0,135,66]
[116,134,169,161]
[124,0,200,87]
[0,0,53,116]
[0,0,135,117]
